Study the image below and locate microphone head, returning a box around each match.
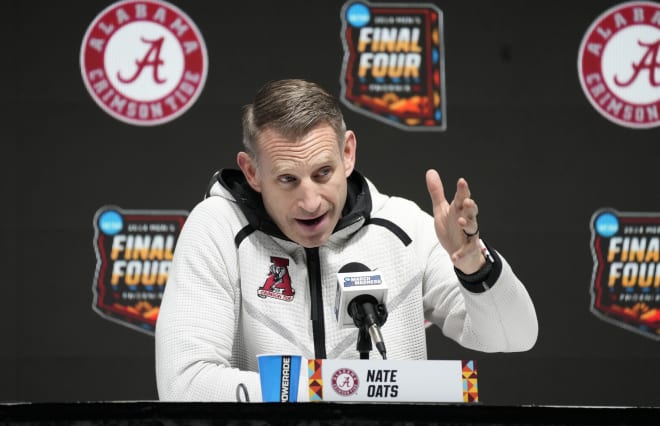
[338,262,370,273]
[334,262,387,328]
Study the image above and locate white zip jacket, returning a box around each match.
[155,169,538,401]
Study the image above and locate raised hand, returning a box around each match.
[425,169,485,274]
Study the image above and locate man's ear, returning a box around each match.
[343,130,357,177]
[236,151,261,192]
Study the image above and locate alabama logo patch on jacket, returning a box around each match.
[258,257,295,302]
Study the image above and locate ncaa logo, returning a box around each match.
[331,368,359,397]
[80,0,208,126]
[578,1,660,129]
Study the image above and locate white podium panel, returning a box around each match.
[307,359,478,403]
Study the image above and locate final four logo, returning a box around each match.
[340,1,446,131]
[80,0,208,125]
[578,1,660,129]
[590,209,660,340]
[92,206,188,334]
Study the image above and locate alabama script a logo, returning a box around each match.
[331,368,359,397]
[80,0,208,126]
[578,1,660,129]
[257,257,296,302]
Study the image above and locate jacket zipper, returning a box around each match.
[305,247,326,359]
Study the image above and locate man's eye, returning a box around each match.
[317,167,332,177]
[278,175,296,184]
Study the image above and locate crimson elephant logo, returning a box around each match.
[257,256,295,302]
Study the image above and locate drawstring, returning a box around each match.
[235,383,250,402]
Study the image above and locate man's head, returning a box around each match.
[237,79,356,248]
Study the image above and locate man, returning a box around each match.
[155,79,538,401]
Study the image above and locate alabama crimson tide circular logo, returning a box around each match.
[80,0,208,126]
[578,1,660,129]
[331,368,359,397]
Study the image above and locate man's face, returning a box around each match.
[237,123,356,248]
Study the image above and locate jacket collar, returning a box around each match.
[212,168,372,243]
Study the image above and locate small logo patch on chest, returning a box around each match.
[257,256,295,302]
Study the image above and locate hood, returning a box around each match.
[205,168,373,243]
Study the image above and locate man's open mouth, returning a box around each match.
[296,214,326,226]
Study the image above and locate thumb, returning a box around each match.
[425,169,447,210]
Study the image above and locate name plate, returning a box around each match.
[307,359,478,403]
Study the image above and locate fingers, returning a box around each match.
[458,197,479,220]
[425,169,447,210]
[455,178,479,235]
[427,170,479,232]
[458,198,479,233]
[454,177,471,204]
[450,239,485,272]
[455,178,476,216]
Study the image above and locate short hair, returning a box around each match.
[241,79,347,158]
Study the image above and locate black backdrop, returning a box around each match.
[2,0,659,407]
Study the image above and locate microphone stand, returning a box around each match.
[349,297,388,359]
[357,328,372,359]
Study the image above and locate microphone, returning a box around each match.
[334,262,388,359]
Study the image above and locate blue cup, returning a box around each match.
[257,354,303,402]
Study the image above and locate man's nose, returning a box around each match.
[298,180,322,213]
